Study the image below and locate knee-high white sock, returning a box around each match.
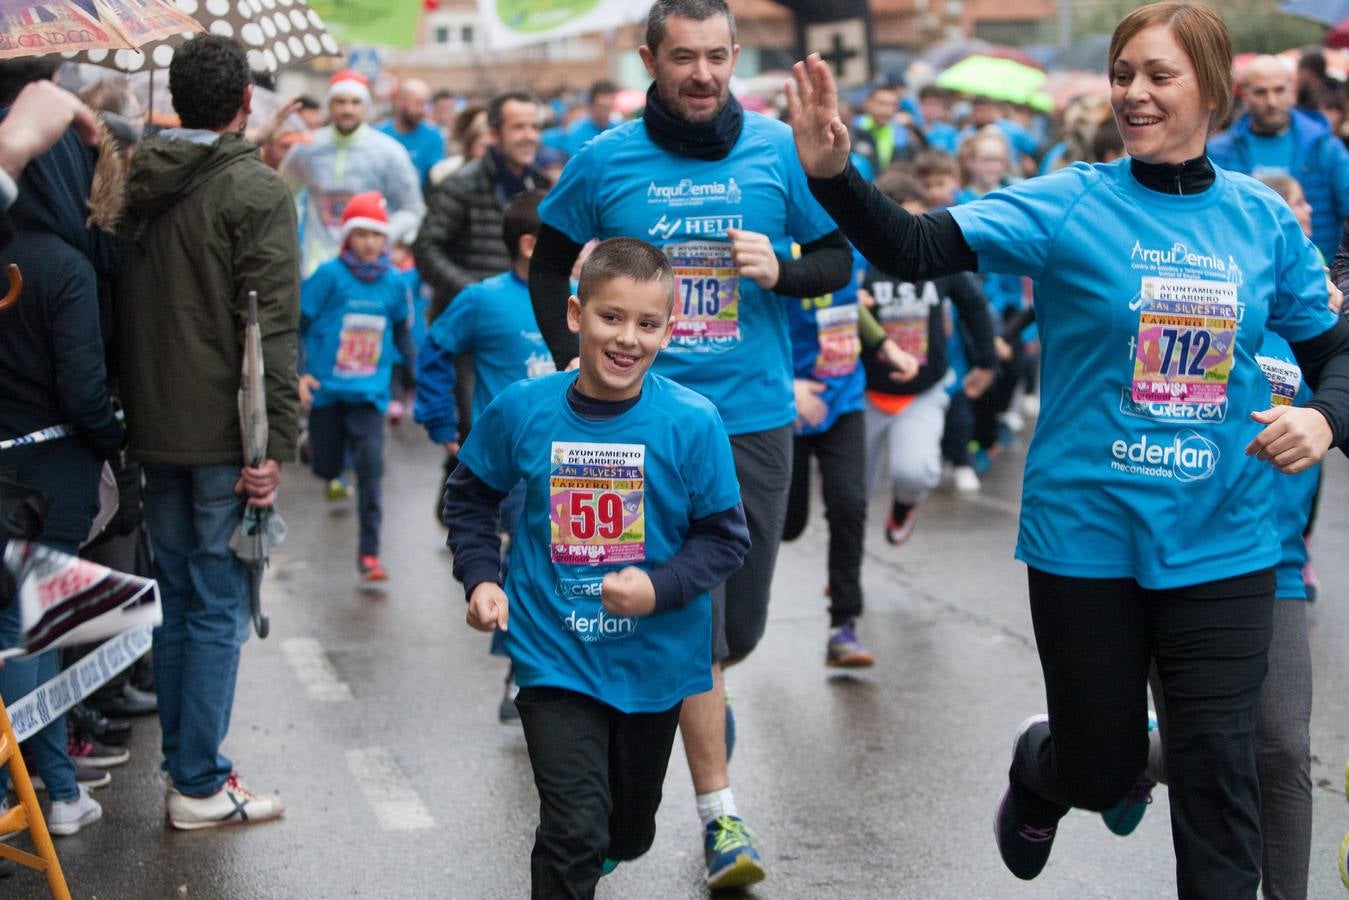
[696,787,738,826]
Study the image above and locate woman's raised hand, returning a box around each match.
[786,53,851,179]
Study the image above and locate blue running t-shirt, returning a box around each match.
[540,114,838,435]
[1254,332,1319,600]
[457,371,741,713]
[786,249,864,435]
[301,259,411,412]
[950,160,1335,588]
[426,271,557,420]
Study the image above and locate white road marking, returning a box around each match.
[346,747,435,831]
[281,637,353,702]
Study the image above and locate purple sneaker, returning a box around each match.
[827,618,875,668]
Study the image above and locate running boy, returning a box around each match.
[416,189,555,720]
[299,191,415,581]
[445,237,750,896]
[862,172,996,542]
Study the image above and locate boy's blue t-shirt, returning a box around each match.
[949,159,1335,588]
[1254,332,1319,600]
[301,258,411,412]
[426,271,557,420]
[786,248,864,435]
[539,114,838,435]
[457,371,741,713]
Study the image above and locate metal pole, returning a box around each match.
[1058,0,1072,49]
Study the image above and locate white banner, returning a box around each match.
[7,626,153,743]
[476,0,646,50]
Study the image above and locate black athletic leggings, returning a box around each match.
[1015,567,1273,899]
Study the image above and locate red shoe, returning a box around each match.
[358,555,387,582]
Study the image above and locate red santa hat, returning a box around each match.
[327,69,371,105]
[340,191,391,243]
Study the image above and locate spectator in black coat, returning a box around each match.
[0,119,124,836]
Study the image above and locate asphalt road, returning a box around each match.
[9,416,1349,898]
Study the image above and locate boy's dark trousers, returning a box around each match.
[308,402,384,557]
[515,687,683,900]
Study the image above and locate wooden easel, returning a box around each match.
[0,696,71,899]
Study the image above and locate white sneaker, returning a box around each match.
[167,772,284,830]
[952,466,981,493]
[47,786,102,836]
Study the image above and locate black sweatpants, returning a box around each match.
[782,411,867,626]
[515,687,683,900]
[1015,567,1273,899]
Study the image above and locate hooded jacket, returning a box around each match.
[0,124,123,461]
[1208,108,1349,260]
[115,130,299,466]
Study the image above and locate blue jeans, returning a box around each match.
[0,445,100,803]
[142,463,251,797]
[0,604,76,802]
[308,402,384,557]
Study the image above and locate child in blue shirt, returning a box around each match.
[416,189,556,719]
[299,191,415,581]
[415,190,556,459]
[444,238,750,897]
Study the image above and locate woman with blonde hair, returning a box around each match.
[789,2,1349,894]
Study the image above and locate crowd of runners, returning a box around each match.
[2,0,1349,895]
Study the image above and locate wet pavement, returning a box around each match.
[10,417,1349,898]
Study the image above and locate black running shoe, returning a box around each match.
[994,714,1058,880]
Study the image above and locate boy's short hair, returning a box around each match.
[502,189,546,260]
[875,169,927,207]
[1256,172,1301,206]
[911,148,958,180]
[577,238,674,312]
[169,35,251,131]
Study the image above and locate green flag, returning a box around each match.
[308,0,421,50]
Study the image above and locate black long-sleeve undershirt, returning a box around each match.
[807,162,977,282]
[529,224,583,370]
[1291,317,1349,449]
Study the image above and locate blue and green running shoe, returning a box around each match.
[704,815,765,890]
[1101,710,1158,836]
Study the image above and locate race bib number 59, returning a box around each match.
[549,442,646,565]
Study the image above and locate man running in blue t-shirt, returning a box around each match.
[527,0,853,890]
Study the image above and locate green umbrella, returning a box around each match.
[935,55,1048,105]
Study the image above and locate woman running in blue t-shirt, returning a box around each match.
[788,2,1349,895]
